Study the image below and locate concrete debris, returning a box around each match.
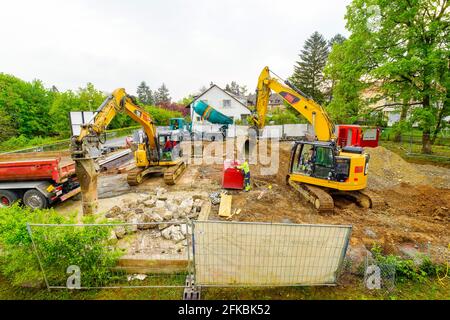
[148,212,164,223]
[126,218,139,234]
[209,192,222,205]
[127,274,147,281]
[180,223,192,236]
[161,225,186,242]
[161,210,174,221]
[155,200,166,208]
[143,198,156,208]
[105,206,122,218]
[155,187,167,197]
[158,223,170,230]
[114,226,126,239]
[193,199,203,212]
[364,228,377,239]
[165,200,178,213]
[108,230,118,244]
[179,198,194,214]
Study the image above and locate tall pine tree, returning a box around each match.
[328,34,346,48]
[154,83,171,105]
[136,81,154,105]
[290,31,330,104]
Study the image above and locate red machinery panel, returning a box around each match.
[336,125,362,148]
[360,127,380,148]
[336,125,380,148]
[222,159,244,190]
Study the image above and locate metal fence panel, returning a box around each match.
[193,221,352,286]
[283,124,309,138]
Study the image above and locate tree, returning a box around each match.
[0,74,54,138]
[290,31,330,104]
[328,34,347,48]
[136,81,154,105]
[158,102,189,117]
[224,81,248,96]
[324,34,371,123]
[197,85,208,94]
[0,109,17,142]
[154,83,171,105]
[49,83,107,135]
[178,94,195,107]
[334,0,449,154]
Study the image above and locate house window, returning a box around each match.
[223,99,231,108]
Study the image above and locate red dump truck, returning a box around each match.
[0,151,80,209]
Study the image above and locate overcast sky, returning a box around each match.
[0,0,351,101]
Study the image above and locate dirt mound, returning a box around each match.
[365,146,429,190]
[379,183,450,220]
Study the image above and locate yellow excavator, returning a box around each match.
[252,67,383,213]
[71,88,186,214]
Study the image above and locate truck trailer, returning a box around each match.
[0,151,81,209]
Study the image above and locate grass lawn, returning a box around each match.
[380,141,450,167]
[1,274,448,300]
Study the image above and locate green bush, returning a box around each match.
[0,205,123,287]
[370,245,444,283]
[266,106,306,125]
[0,135,63,152]
[145,105,183,126]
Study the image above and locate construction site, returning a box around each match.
[0,0,448,304]
[53,139,449,263]
[1,77,448,300]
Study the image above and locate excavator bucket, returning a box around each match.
[75,159,99,215]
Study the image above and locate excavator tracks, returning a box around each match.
[288,180,334,214]
[354,189,385,209]
[127,167,146,186]
[288,179,385,213]
[127,162,187,186]
[163,161,187,185]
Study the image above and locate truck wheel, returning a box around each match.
[0,190,18,207]
[23,189,48,210]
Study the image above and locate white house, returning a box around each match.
[187,84,251,124]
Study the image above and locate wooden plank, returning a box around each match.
[116,257,188,274]
[218,194,233,218]
[198,201,211,221]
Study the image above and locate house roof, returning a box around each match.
[186,84,249,110]
[247,93,284,105]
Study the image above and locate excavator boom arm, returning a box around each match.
[253,66,335,141]
[76,88,158,156]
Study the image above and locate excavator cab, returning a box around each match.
[158,133,182,161]
[290,142,337,180]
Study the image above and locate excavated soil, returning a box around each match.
[192,142,450,261]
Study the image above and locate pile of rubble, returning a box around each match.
[105,187,204,244]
